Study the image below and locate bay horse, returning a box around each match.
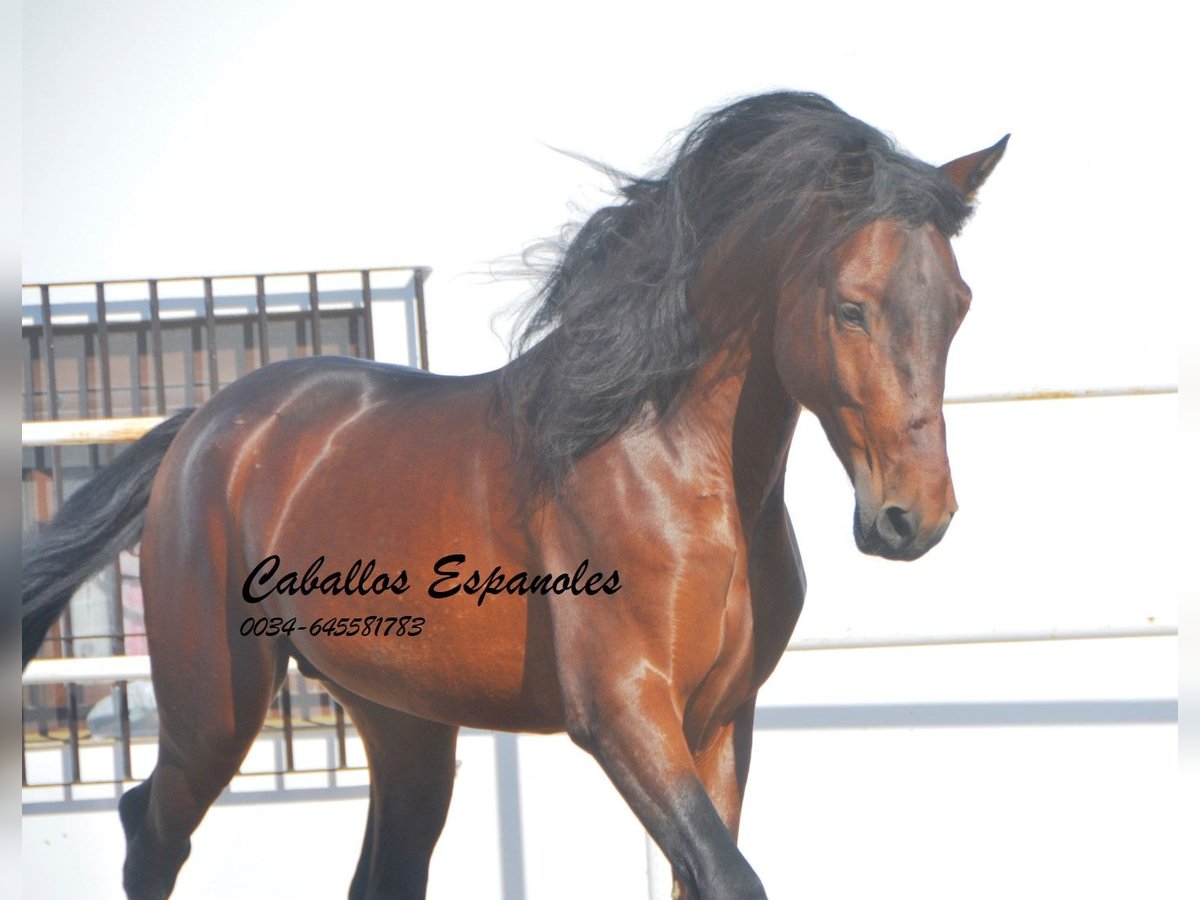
[23,91,1006,899]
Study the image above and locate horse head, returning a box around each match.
[774,138,1008,560]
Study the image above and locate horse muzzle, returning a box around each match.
[853,500,954,561]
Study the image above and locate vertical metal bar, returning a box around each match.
[184,326,198,408]
[413,268,430,371]
[66,683,82,784]
[307,272,322,356]
[22,686,31,786]
[110,581,130,753]
[27,321,45,646]
[115,681,133,781]
[100,282,135,777]
[38,286,56,412]
[95,282,114,419]
[241,322,254,380]
[494,733,527,900]
[132,331,145,416]
[84,332,100,468]
[203,277,219,396]
[256,275,270,367]
[95,280,116,475]
[98,283,124,706]
[280,684,295,772]
[36,688,49,737]
[347,312,361,363]
[148,280,167,413]
[112,551,133,780]
[23,331,36,419]
[334,701,347,769]
[360,270,375,361]
[39,286,71,660]
[38,286,64,509]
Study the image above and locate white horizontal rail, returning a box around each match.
[22,655,299,686]
[943,384,1176,405]
[22,416,166,447]
[23,627,1176,686]
[19,385,1178,448]
[787,623,1176,652]
[24,655,153,685]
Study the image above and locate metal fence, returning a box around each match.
[20,266,430,796]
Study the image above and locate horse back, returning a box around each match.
[140,356,567,731]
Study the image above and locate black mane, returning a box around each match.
[497,91,971,490]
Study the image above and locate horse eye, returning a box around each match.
[838,302,865,327]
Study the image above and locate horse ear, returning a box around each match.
[939,134,1009,203]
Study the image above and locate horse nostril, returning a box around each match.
[880,505,916,548]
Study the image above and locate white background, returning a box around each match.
[20,1,1190,898]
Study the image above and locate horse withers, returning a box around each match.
[22,92,1006,898]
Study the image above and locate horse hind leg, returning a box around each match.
[333,692,459,900]
[119,624,288,899]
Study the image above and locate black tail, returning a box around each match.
[22,408,196,669]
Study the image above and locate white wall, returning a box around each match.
[23,1,1188,393]
[20,1,1189,897]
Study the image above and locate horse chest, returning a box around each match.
[673,543,757,745]
[687,550,801,753]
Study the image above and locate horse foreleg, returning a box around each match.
[671,696,758,899]
[335,693,459,900]
[562,678,767,900]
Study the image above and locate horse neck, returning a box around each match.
[675,292,800,526]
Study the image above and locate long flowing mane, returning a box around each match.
[498,91,971,490]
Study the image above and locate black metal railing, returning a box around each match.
[21,265,430,794]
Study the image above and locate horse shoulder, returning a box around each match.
[536,430,752,724]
